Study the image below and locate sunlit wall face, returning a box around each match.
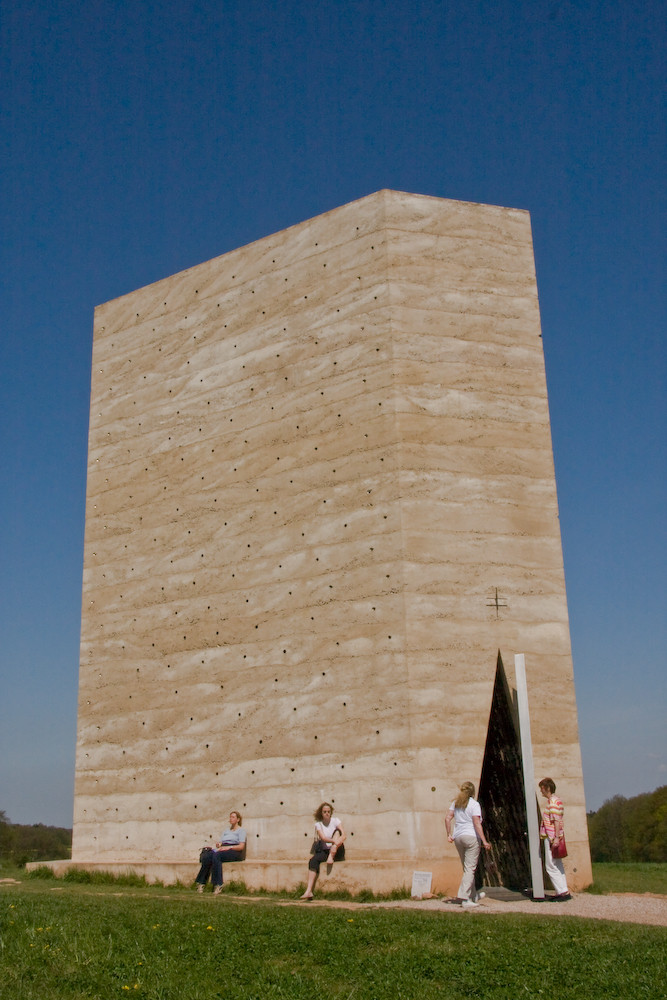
[72,190,590,891]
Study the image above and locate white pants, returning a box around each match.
[455,834,480,901]
[543,839,568,895]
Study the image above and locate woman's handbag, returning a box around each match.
[310,839,321,855]
[551,836,567,859]
[199,846,214,863]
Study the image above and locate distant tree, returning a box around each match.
[588,786,667,862]
[0,812,71,866]
[0,810,16,859]
[588,795,626,861]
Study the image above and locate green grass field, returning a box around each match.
[1,864,666,1000]
[586,862,667,895]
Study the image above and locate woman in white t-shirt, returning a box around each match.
[445,782,491,908]
[300,802,346,900]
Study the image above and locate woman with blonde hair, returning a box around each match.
[445,781,491,908]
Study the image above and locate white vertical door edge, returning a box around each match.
[515,653,545,899]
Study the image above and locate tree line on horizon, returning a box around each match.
[0,810,71,867]
[3,788,666,866]
[586,786,667,862]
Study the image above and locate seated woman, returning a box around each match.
[195,810,246,894]
[300,802,346,900]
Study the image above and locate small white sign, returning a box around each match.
[411,870,433,898]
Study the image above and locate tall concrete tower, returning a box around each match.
[72,191,591,892]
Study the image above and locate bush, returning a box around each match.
[25,865,56,880]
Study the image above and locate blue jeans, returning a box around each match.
[210,849,242,886]
[196,849,242,886]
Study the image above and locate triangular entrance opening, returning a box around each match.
[477,652,531,891]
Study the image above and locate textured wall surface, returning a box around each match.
[73,190,591,889]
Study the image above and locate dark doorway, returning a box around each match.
[477,652,533,891]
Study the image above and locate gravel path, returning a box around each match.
[307,892,667,927]
[381,892,667,927]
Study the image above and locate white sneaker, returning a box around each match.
[462,899,479,909]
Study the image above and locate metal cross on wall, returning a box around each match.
[487,588,508,617]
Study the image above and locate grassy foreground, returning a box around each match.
[1,877,666,1000]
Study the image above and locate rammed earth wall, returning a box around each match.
[73,190,591,892]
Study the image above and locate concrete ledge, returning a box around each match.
[26,858,456,895]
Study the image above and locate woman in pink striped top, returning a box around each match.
[539,778,571,900]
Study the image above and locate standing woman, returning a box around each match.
[300,802,346,900]
[539,778,571,901]
[445,781,491,908]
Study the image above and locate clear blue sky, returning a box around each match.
[1,0,665,828]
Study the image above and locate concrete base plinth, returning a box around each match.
[27,858,458,896]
